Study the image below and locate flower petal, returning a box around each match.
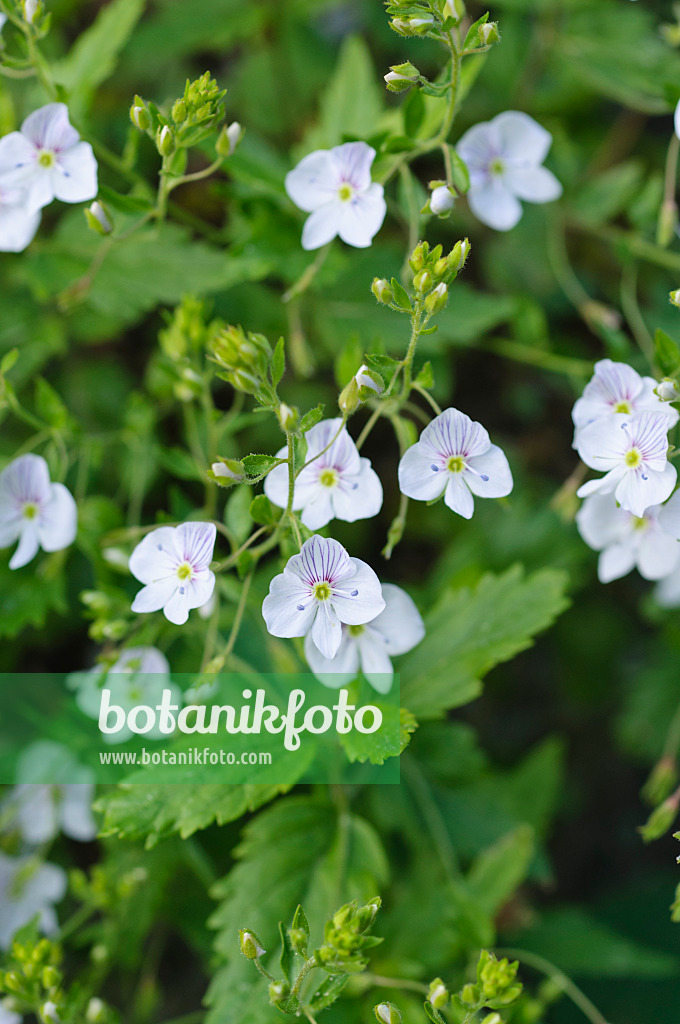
[9,524,40,569]
[37,482,77,553]
[59,784,97,841]
[336,183,386,248]
[185,571,216,613]
[162,586,192,626]
[331,460,383,522]
[598,543,637,583]
[299,490,334,530]
[468,178,522,231]
[262,575,317,638]
[285,535,352,587]
[129,527,182,584]
[285,149,341,212]
[0,201,40,252]
[637,529,680,581]
[655,570,680,607]
[176,521,216,571]
[301,204,341,250]
[0,132,37,183]
[493,110,553,165]
[444,475,474,518]
[52,141,98,204]
[503,165,562,203]
[332,142,376,191]
[575,493,628,551]
[356,630,394,693]
[262,446,290,509]
[304,631,359,688]
[0,453,52,505]
[311,601,343,659]
[398,444,446,501]
[332,558,385,625]
[131,578,178,614]
[614,462,677,517]
[371,583,425,656]
[21,103,79,151]
[456,120,502,183]
[657,489,680,539]
[464,444,513,498]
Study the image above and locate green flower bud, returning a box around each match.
[3,973,22,993]
[277,403,299,432]
[355,897,381,931]
[22,0,41,25]
[39,1002,60,1024]
[86,998,106,1024]
[413,270,432,293]
[460,983,478,1006]
[289,928,308,954]
[355,365,384,399]
[157,125,175,157]
[239,929,266,959]
[670,289,680,308]
[130,101,151,132]
[209,459,246,487]
[391,15,434,36]
[481,1014,502,1024]
[428,978,449,1009]
[85,201,113,236]
[338,377,360,416]
[268,980,291,1007]
[374,1002,402,1024]
[409,241,428,272]
[656,379,679,402]
[430,186,455,216]
[41,966,61,989]
[639,793,680,842]
[444,0,465,21]
[371,277,393,304]
[425,282,448,313]
[171,98,187,124]
[479,21,500,45]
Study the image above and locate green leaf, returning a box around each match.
[463,11,489,50]
[415,361,434,388]
[389,277,413,311]
[448,147,470,194]
[308,974,350,1012]
[299,404,325,434]
[655,328,680,376]
[34,377,69,430]
[366,353,401,376]
[403,89,426,139]
[0,560,67,640]
[54,0,146,115]
[301,35,383,152]
[570,161,645,228]
[0,348,18,375]
[249,494,279,527]
[279,920,296,985]
[341,705,417,765]
[271,337,286,388]
[97,185,154,215]
[154,445,204,482]
[243,454,282,477]
[206,795,388,1024]
[292,904,310,942]
[466,825,534,917]
[400,567,570,718]
[225,485,253,544]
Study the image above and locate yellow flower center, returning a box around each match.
[348,624,365,637]
[337,183,353,201]
[319,468,338,488]
[447,455,465,473]
[313,581,332,601]
[23,503,37,520]
[632,516,648,531]
[489,157,505,175]
[614,401,631,413]
[625,448,642,468]
[176,562,193,581]
[38,150,55,168]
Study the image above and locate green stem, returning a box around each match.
[658,132,680,246]
[663,703,680,761]
[495,948,610,1024]
[283,245,331,304]
[291,957,317,999]
[166,156,224,194]
[220,571,253,666]
[286,432,296,514]
[411,381,442,415]
[360,974,429,994]
[480,337,593,379]
[299,416,348,473]
[619,261,654,363]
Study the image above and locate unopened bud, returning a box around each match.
[461,983,477,1006]
[22,0,40,24]
[289,928,307,954]
[450,237,470,273]
[338,377,360,416]
[391,16,433,36]
[479,22,500,45]
[157,125,175,157]
[428,979,449,1009]
[85,201,113,236]
[443,0,465,21]
[86,998,106,1024]
[130,102,151,132]
[277,403,299,432]
[40,1003,60,1024]
[371,277,393,304]
[671,289,680,308]
[414,270,432,293]
[217,121,243,157]
[430,186,455,216]
[355,897,381,931]
[656,379,679,402]
[355,364,384,396]
[481,1015,502,1024]
[239,929,266,959]
[41,966,61,989]
[425,282,448,313]
[268,981,290,1006]
[374,1003,402,1024]
[384,71,415,92]
[210,458,246,486]
[639,792,680,842]
[171,98,187,124]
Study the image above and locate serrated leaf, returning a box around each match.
[400,567,570,718]
[389,277,413,311]
[340,704,416,765]
[299,404,325,434]
[243,454,282,477]
[271,337,286,388]
[366,353,401,376]
[655,328,680,375]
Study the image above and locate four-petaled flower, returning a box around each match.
[398,408,513,519]
[572,359,678,443]
[304,583,424,693]
[129,523,217,625]
[576,491,680,583]
[262,534,385,659]
[0,454,77,570]
[575,413,677,517]
[264,418,383,529]
[0,852,66,950]
[0,102,97,215]
[285,141,386,250]
[456,110,562,231]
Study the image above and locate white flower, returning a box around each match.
[675,99,680,141]
[0,103,97,215]
[0,853,66,950]
[398,408,513,519]
[4,741,96,844]
[285,141,386,250]
[576,491,680,583]
[264,418,383,530]
[129,522,217,625]
[0,1004,21,1024]
[262,535,385,660]
[0,184,40,251]
[572,359,678,442]
[70,646,181,744]
[304,583,424,693]
[575,413,677,517]
[456,110,562,231]
[0,454,77,570]
[430,186,455,215]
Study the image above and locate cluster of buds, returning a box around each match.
[156,297,222,402]
[389,13,434,37]
[314,897,382,973]
[130,72,227,158]
[458,951,523,1012]
[0,938,65,1024]
[339,364,385,416]
[209,324,274,398]
[411,237,470,313]
[383,61,421,93]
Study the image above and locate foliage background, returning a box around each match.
[2,0,680,1022]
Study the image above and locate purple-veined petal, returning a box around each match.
[52,141,97,204]
[576,467,623,500]
[285,535,352,587]
[467,178,523,231]
[574,416,629,470]
[598,543,637,583]
[332,557,385,625]
[464,444,513,498]
[307,418,361,475]
[420,408,491,461]
[336,184,386,248]
[331,460,383,522]
[444,474,474,518]
[0,453,52,505]
[176,521,217,571]
[398,444,447,501]
[131,577,178,614]
[129,527,182,584]
[304,630,359,688]
[311,600,343,659]
[503,165,562,203]
[9,524,40,569]
[494,110,553,165]
[37,482,77,552]
[371,583,425,656]
[285,149,341,212]
[21,103,79,151]
[614,462,677,517]
[262,574,317,638]
[332,141,376,191]
[301,204,341,250]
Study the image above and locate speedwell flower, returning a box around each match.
[572,359,678,442]
[285,141,386,250]
[129,522,217,625]
[456,110,562,231]
[0,102,97,214]
[0,454,77,570]
[398,408,513,519]
[576,491,680,583]
[0,853,66,950]
[0,184,40,251]
[262,534,385,659]
[575,413,677,517]
[304,583,424,693]
[264,418,383,529]
[4,740,96,844]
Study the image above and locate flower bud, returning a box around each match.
[268,981,290,1007]
[210,459,246,486]
[239,929,266,959]
[277,403,299,432]
[391,16,433,36]
[479,21,500,45]
[639,792,680,842]
[217,121,243,157]
[384,71,415,93]
[156,125,175,157]
[355,897,381,931]
[371,277,393,304]
[425,282,448,313]
[414,270,432,293]
[40,1002,60,1024]
[171,98,187,124]
[338,377,360,416]
[427,979,449,1009]
[85,201,113,236]
[86,998,106,1024]
[643,756,679,805]
[289,928,307,954]
[41,966,61,989]
[374,1003,402,1024]
[355,364,384,397]
[443,0,465,21]
[656,379,679,402]
[670,289,680,308]
[481,1015,502,1024]
[460,983,477,1005]
[130,101,151,132]
[430,186,455,216]
[22,0,40,24]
